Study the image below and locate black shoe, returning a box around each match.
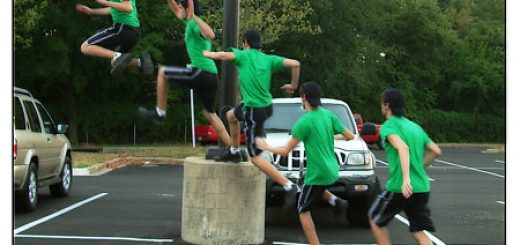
[283,184,298,209]
[139,51,154,77]
[111,53,132,76]
[138,107,165,125]
[332,198,348,215]
[214,149,242,163]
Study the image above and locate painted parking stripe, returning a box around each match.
[497,201,505,205]
[273,242,375,245]
[376,160,435,181]
[14,193,108,235]
[495,160,505,164]
[15,234,173,243]
[394,214,446,245]
[435,159,504,178]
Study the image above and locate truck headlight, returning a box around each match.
[343,152,373,169]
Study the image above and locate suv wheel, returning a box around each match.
[347,177,381,227]
[50,156,72,197]
[16,163,38,212]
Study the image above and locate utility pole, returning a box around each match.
[218,0,240,147]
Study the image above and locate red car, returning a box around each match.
[195,125,246,145]
[354,113,382,149]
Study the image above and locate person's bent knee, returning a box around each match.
[226,110,237,122]
[80,42,90,54]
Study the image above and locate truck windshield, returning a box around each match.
[264,103,356,133]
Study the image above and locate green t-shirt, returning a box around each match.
[380,116,432,193]
[292,108,346,186]
[110,0,140,27]
[184,19,218,74]
[231,48,284,108]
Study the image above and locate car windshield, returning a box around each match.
[264,103,356,133]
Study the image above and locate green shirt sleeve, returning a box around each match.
[291,119,307,142]
[380,123,398,143]
[231,48,243,66]
[271,55,285,72]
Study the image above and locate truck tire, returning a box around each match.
[347,177,381,227]
[15,163,38,212]
[50,155,73,197]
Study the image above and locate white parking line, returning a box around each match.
[497,201,505,205]
[394,215,446,245]
[495,160,505,164]
[15,234,173,243]
[435,159,504,178]
[273,242,375,245]
[14,193,108,235]
[376,160,435,181]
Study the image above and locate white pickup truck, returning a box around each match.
[261,97,381,227]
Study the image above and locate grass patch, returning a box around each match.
[71,145,211,168]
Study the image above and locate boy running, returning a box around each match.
[257,82,355,245]
[138,0,232,147]
[203,29,300,208]
[368,88,442,245]
[76,0,154,76]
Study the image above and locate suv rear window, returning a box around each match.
[23,100,42,133]
[14,98,26,130]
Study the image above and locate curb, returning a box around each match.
[73,157,187,176]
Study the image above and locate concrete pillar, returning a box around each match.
[182,157,265,245]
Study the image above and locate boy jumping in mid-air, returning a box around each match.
[76,0,153,76]
[138,0,232,147]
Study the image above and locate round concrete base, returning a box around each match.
[181,157,266,245]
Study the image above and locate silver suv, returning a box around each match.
[262,98,381,227]
[14,87,73,212]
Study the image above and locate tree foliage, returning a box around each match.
[13,0,505,144]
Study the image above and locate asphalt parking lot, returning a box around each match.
[14,146,505,245]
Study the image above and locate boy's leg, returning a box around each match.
[226,109,241,149]
[138,66,168,124]
[80,41,115,59]
[299,211,320,245]
[411,231,433,245]
[202,109,231,147]
[322,190,347,214]
[369,219,392,245]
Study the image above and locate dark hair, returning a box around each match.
[242,30,262,49]
[178,0,203,16]
[300,82,322,107]
[381,88,406,117]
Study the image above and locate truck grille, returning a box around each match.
[273,149,347,170]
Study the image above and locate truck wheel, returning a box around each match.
[347,177,381,227]
[50,156,73,197]
[16,163,38,212]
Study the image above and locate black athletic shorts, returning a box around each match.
[297,185,330,213]
[368,190,435,232]
[86,23,140,53]
[233,103,273,157]
[164,66,219,113]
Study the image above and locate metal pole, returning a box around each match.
[133,123,136,146]
[190,89,196,148]
[218,0,240,147]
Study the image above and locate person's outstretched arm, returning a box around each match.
[166,0,186,20]
[95,0,133,13]
[334,128,355,140]
[280,58,300,94]
[256,137,300,157]
[76,4,111,15]
[184,0,215,40]
[203,51,235,61]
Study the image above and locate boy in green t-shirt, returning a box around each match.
[257,82,355,245]
[203,29,301,209]
[76,0,153,76]
[138,0,232,147]
[368,88,442,245]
